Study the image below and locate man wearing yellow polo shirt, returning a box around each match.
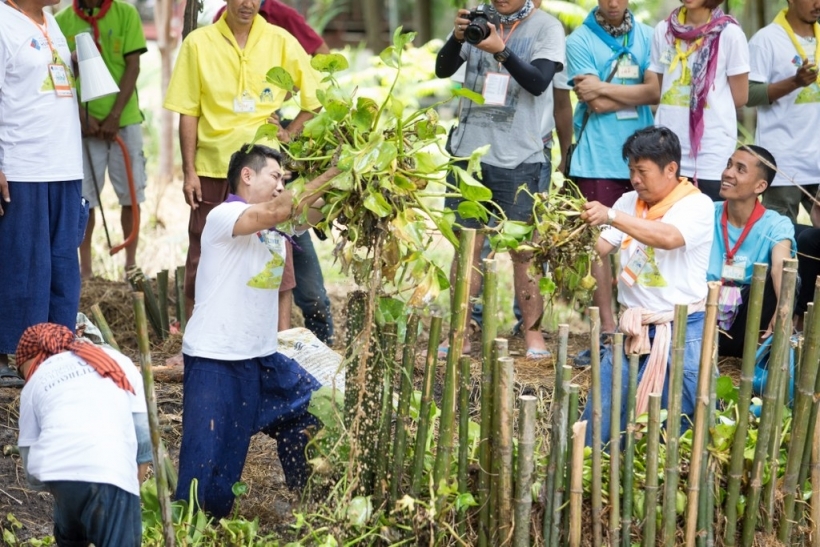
[164,0,322,317]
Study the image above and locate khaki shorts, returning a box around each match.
[82,124,147,208]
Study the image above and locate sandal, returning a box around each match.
[526,348,552,361]
[0,364,24,388]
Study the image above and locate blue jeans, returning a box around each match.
[0,180,85,354]
[472,153,552,329]
[292,231,334,345]
[176,352,321,518]
[581,312,705,446]
[47,481,141,547]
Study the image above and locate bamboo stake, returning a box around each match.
[131,270,164,338]
[724,263,768,546]
[589,306,603,547]
[779,298,820,542]
[90,303,120,351]
[643,393,662,547]
[513,395,537,547]
[133,293,175,547]
[390,313,420,501]
[706,466,716,547]
[622,352,639,547]
[662,304,690,546]
[609,332,624,547]
[479,258,498,547]
[798,308,820,495]
[410,312,442,496]
[569,420,587,547]
[563,384,580,539]
[741,267,797,546]
[699,353,718,547]
[549,364,572,547]
[434,228,476,489]
[490,338,509,543]
[457,355,472,535]
[543,325,569,547]
[156,269,170,338]
[374,322,398,501]
[175,265,186,333]
[496,355,515,546]
[812,408,820,547]
[685,282,721,547]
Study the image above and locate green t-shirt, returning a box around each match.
[55,0,147,126]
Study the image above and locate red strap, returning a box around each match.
[721,200,766,263]
[72,0,114,51]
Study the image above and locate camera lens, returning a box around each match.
[464,20,489,45]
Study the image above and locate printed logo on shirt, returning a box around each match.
[246,230,285,289]
[30,38,41,50]
[796,83,820,104]
[40,53,76,93]
[260,87,275,103]
[636,247,668,287]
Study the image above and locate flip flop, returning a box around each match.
[0,364,24,388]
[526,348,552,361]
[434,345,471,360]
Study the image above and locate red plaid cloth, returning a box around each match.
[16,323,135,393]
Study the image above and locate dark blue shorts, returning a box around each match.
[176,352,321,518]
[47,480,141,547]
[0,180,86,354]
[444,161,542,229]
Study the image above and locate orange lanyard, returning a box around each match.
[496,20,520,69]
[6,0,59,62]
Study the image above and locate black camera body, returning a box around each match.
[464,4,501,45]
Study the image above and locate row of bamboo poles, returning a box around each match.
[341,226,820,546]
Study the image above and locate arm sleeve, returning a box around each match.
[122,4,148,57]
[662,194,715,249]
[435,35,466,78]
[723,24,750,77]
[504,55,556,96]
[648,23,667,74]
[163,38,202,116]
[18,447,47,492]
[748,31,771,83]
[133,412,153,465]
[566,32,599,84]
[747,80,771,107]
[205,202,252,246]
[770,214,797,255]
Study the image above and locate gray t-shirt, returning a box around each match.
[450,10,566,168]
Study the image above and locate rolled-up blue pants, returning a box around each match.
[176,352,321,518]
[582,312,705,446]
[0,180,85,354]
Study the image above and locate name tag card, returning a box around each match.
[620,246,649,287]
[482,72,510,106]
[49,64,73,97]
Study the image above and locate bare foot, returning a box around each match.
[524,329,547,353]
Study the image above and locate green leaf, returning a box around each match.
[330,171,354,191]
[716,376,738,404]
[432,209,459,246]
[310,52,349,74]
[452,86,486,105]
[376,297,405,326]
[414,151,439,174]
[301,113,334,140]
[434,266,450,292]
[379,45,398,68]
[352,98,378,133]
[454,166,493,202]
[468,144,491,174]
[392,173,416,192]
[250,123,281,147]
[454,492,478,512]
[393,27,415,50]
[266,66,294,92]
[390,96,405,118]
[231,481,248,498]
[363,191,392,218]
[346,496,373,528]
[500,220,533,240]
[457,201,489,222]
[373,141,398,171]
[539,276,556,296]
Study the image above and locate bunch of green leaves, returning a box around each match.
[254,28,494,306]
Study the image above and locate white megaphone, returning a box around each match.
[75,32,119,102]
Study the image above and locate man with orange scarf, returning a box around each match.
[579,126,714,445]
[16,323,150,547]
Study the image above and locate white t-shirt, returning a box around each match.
[17,349,147,496]
[602,191,715,313]
[649,21,749,181]
[750,23,820,187]
[183,201,285,360]
[0,3,83,182]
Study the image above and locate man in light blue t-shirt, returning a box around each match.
[708,145,795,357]
[566,0,659,364]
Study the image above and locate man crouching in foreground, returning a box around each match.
[176,144,339,518]
[17,322,151,547]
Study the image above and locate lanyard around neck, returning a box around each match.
[6,0,58,62]
[775,8,820,85]
[721,200,765,263]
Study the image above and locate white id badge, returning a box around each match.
[482,72,510,105]
[233,91,256,113]
[617,59,639,80]
[48,64,73,97]
[616,108,639,120]
[620,247,649,287]
[721,260,746,282]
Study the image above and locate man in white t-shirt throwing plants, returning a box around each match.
[175,144,339,518]
[16,322,151,547]
[579,126,714,445]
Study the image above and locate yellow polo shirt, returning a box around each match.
[164,14,322,178]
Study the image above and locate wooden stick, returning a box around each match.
[543,324,569,547]
[685,282,721,547]
[390,313,420,501]
[622,352,639,547]
[550,364,572,547]
[496,355,515,546]
[589,306,603,547]
[812,408,820,547]
[132,292,175,547]
[513,395,537,547]
[569,420,587,547]
[374,322,398,502]
[563,384,580,539]
[90,303,120,351]
[643,393,662,547]
[457,355,472,535]
[175,265,186,333]
[609,332,624,547]
[156,269,170,338]
[410,312,442,496]
[490,338,509,543]
[478,258,498,547]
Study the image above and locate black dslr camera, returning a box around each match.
[463,4,501,45]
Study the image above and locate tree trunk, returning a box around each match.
[361,0,386,51]
[412,0,433,45]
[153,0,176,188]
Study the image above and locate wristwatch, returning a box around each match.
[493,47,512,63]
[607,208,617,224]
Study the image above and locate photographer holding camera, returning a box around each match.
[435,0,565,359]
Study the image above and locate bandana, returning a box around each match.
[774,8,820,85]
[498,0,534,25]
[621,178,701,249]
[16,323,135,393]
[72,0,113,51]
[593,7,634,38]
[665,7,738,158]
